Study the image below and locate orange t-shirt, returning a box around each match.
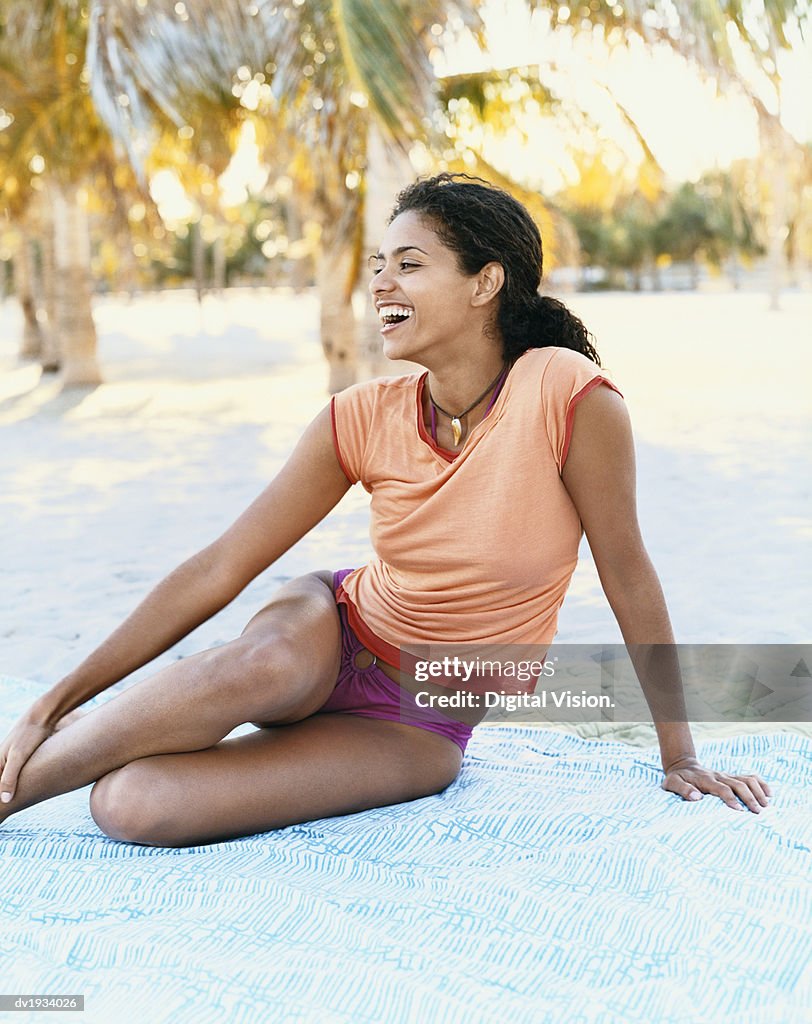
[330,346,623,669]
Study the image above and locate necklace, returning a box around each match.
[428,363,508,446]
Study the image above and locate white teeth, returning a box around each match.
[378,305,414,323]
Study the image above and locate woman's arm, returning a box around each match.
[29,404,351,728]
[561,386,771,813]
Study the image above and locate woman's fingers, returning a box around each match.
[739,773,772,806]
[662,773,704,803]
[0,720,52,804]
[722,773,772,813]
[0,751,20,803]
[663,765,772,814]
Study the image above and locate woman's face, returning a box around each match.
[369,210,490,364]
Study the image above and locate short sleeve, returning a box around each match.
[541,348,624,472]
[330,381,377,486]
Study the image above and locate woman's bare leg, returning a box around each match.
[0,572,342,825]
[87,713,462,847]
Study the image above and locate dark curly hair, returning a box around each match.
[389,172,600,366]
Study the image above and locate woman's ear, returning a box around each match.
[471,262,505,306]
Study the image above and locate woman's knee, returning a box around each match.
[89,763,167,845]
[240,571,338,639]
[216,629,337,726]
[224,631,300,687]
[234,577,342,697]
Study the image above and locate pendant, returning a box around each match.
[451,417,462,446]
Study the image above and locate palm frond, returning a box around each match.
[331,0,434,145]
[87,0,267,175]
[519,0,807,88]
[88,0,481,171]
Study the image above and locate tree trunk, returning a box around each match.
[118,233,140,299]
[358,122,415,379]
[49,180,102,386]
[728,250,740,290]
[316,228,357,394]
[212,232,226,293]
[264,254,280,288]
[312,144,367,393]
[191,221,205,303]
[39,222,61,373]
[765,159,788,312]
[13,234,43,359]
[551,216,580,294]
[757,107,791,312]
[285,198,310,293]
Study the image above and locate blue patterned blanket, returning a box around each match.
[2,676,810,1024]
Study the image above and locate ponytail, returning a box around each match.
[499,294,602,367]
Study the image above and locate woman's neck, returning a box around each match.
[424,348,506,414]
[422,351,510,449]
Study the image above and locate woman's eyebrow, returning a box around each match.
[372,245,430,259]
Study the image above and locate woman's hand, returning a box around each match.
[0,707,87,805]
[0,713,54,805]
[662,756,772,814]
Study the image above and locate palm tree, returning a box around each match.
[88,1,623,388]
[87,0,457,391]
[0,2,177,385]
[10,230,43,360]
[4,1,800,388]
[0,2,107,385]
[86,1,806,388]
[2,1,241,385]
[518,0,808,308]
[146,99,249,299]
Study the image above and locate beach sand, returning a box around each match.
[1,287,809,696]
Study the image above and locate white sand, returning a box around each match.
[1,286,809,695]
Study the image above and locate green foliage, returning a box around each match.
[563,170,764,282]
[652,185,716,264]
[3,0,802,296]
[653,176,762,265]
[565,194,657,275]
[0,3,99,208]
[0,1,156,226]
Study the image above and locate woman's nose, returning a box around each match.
[369,267,394,296]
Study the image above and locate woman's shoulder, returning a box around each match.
[517,345,600,375]
[510,347,621,422]
[340,370,422,398]
[512,346,605,392]
[332,370,423,422]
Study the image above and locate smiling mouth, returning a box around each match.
[378,306,413,333]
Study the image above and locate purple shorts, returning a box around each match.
[314,569,474,756]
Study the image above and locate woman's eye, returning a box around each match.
[368,258,420,275]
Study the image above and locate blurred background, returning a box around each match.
[1,0,810,682]
[0,0,809,392]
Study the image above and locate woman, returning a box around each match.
[0,174,770,847]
